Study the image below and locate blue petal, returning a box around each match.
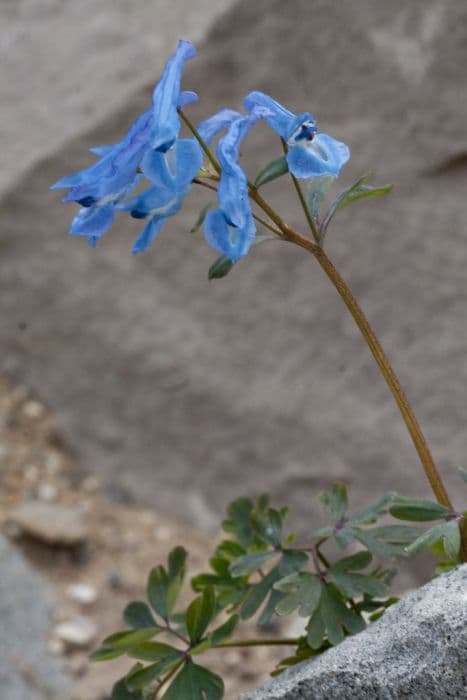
[197,109,242,145]
[89,144,115,156]
[117,185,175,216]
[244,91,313,141]
[141,149,175,190]
[178,91,198,108]
[174,139,203,189]
[287,133,350,178]
[53,108,152,203]
[204,209,255,262]
[132,217,167,254]
[151,40,197,152]
[69,204,115,240]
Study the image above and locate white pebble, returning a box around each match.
[66,583,98,606]
[54,617,97,647]
[22,400,45,418]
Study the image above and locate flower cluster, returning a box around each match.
[53,40,350,260]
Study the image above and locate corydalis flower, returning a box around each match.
[202,111,264,262]
[244,91,350,179]
[52,40,201,250]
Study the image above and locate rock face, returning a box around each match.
[241,565,467,700]
[0,536,69,699]
[1,1,467,562]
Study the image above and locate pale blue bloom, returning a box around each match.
[244,91,350,179]
[52,40,201,249]
[204,112,263,262]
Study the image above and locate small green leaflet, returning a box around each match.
[319,482,348,521]
[322,173,393,233]
[254,155,289,188]
[405,520,461,560]
[389,497,452,522]
[161,661,224,700]
[186,586,216,644]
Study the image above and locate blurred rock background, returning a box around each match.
[1,1,466,697]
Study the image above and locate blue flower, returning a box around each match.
[244,91,350,179]
[52,40,201,250]
[117,138,202,254]
[203,112,263,262]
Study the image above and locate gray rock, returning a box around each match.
[0,0,236,195]
[0,535,70,699]
[8,502,87,546]
[241,565,467,700]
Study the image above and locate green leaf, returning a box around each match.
[240,567,280,620]
[209,614,239,646]
[208,255,234,280]
[347,493,396,525]
[92,628,160,660]
[307,584,365,648]
[111,678,143,700]
[306,175,335,220]
[162,661,224,700]
[323,174,393,230]
[147,566,170,619]
[390,497,452,522]
[168,546,187,580]
[406,521,461,559]
[124,602,158,630]
[274,572,322,617]
[190,202,213,233]
[223,497,256,548]
[126,654,182,691]
[252,507,284,547]
[128,642,180,663]
[334,526,355,549]
[458,467,467,483]
[186,587,216,644]
[229,550,277,577]
[319,483,348,522]
[254,155,289,188]
[329,551,372,572]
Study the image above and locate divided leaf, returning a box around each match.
[319,483,348,522]
[161,662,224,700]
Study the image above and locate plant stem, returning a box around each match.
[178,109,221,174]
[287,228,460,508]
[280,138,320,243]
[215,638,300,648]
[151,659,185,699]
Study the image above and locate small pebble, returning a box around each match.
[55,616,97,648]
[66,583,98,606]
[22,400,45,419]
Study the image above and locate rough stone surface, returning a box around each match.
[1,1,467,586]
[0,536,70,699]
[8,502,87,546]
[0,0,236,195]
[241,565,467,700]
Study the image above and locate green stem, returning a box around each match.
[178,109,220,174]
[280,138,320,243]
[215,638,300,649]
[151,658,185,699]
